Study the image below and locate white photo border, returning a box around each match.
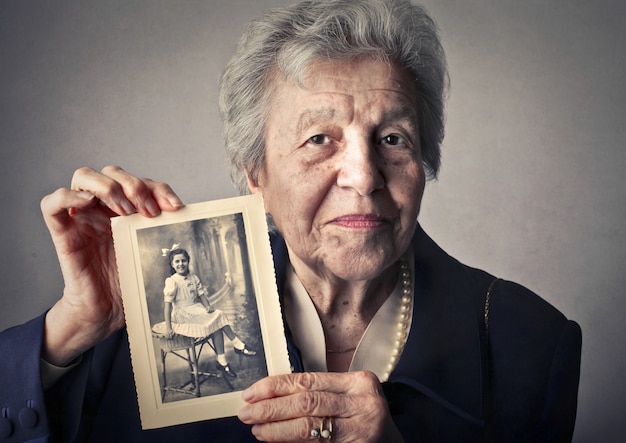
[112,194,291,429]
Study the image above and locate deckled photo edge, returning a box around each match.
[111,194,289,429]
[241,200,291,377]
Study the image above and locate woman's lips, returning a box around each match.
[330,214,388,228]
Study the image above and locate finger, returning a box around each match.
[249,416,333,443]
[40,188,98,233]
[243,398,390,443]
[70,166,139,216]
[70,165,182,217]
[239,390,347,423]
[141,177,184,212]
[99,166,183,215]
[97,165,166,217]
[243,371,383,403]
[241,388,392,426]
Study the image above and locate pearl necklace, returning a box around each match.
[381,259,413,382]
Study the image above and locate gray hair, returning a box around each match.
[219,0,449,194]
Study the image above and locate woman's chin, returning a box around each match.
[319,248,401,282]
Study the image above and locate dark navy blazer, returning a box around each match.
[0,226,581,442]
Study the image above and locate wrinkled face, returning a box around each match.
[249,58,425,281]
[171,253,189,276]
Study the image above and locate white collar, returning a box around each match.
[284,253,414,382]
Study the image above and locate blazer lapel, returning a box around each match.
[390,225,486,426]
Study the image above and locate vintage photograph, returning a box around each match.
[112,194,290,429]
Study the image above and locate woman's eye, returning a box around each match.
[380,134,405,146]
[308,134,331,145]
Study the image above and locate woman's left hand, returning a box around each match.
[238,371,404,442]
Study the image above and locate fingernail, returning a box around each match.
[242,386,255,402]
[168,195,183,209]
[77,191,95,201]
[145,197,160,216]
[237,406,251,421]
[120,199,136,215]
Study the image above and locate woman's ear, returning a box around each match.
[245,170,262,195]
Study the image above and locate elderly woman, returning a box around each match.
[0,1,580,442]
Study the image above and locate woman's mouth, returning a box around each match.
[330,214,388,228]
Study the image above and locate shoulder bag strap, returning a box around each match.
[482,278,501,442]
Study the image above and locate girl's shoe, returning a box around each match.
[216,362,237,378]
[234,346,257,356]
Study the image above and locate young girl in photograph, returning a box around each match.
[163,246,255,377]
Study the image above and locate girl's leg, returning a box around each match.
[220,326,256,356]
[222,325,236,341]
[222,325,246,350]
[212,331,237,377]
[211,331,228,366]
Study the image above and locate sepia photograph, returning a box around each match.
[112,194,290,429]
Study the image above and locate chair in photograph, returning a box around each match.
[151,322,234,400]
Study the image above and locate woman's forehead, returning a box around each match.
[298,58,413,94]
[267,58,417,122]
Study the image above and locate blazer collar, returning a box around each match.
[269,226,486,424]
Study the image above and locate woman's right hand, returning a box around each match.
[41,166,183,366]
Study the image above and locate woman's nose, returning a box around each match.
[336,139,384,195]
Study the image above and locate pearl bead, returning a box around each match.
[321,429,331,439]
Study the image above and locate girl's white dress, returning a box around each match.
[163,273,230,338]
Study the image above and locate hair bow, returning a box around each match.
[161,243,181,257]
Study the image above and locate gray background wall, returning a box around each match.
[1,1,624,440]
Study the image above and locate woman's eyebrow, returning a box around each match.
[380,98,419,119]
[378,103,419,129]
[291,101,417,137]
[295,107,339,135]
